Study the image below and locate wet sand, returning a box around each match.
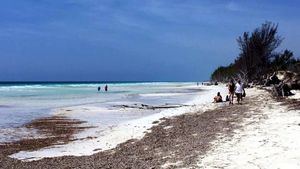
[0,116,91,158]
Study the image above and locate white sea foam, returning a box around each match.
[0,127,43,143]
[140,93,184,97]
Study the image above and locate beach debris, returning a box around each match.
[0,116,93,156]
[152,121,159,124]
[263,71,300,97]
[114,103,190,110]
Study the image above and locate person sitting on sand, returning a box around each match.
[235,80,243,104]
[228,79,235,104]
[214,92,223,103]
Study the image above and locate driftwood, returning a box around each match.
[264,72,281,86]
[266,71,300,97]
[114,103,190,110]
[272,83,293,97]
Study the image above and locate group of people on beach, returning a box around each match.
[214,79,245,104]
[98,85,108,92]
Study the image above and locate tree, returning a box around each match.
[211,64,236,82]
[270,49,295,71]
[236,21,283,80]
[210,21,299,83]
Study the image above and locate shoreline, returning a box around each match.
[0,87,299,168]
[8,85,227,161]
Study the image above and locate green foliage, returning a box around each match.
[287,58,300,73]
[211,64,236,82]
[236,21,283,80]
[270,49,296,71]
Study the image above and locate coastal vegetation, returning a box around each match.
[211,21,300,83]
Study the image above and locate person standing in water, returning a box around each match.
[105,85,108,92]
[97,86,101,92]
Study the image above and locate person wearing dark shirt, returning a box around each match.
[228,79,235,105]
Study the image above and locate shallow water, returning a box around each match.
[0,82,203,142]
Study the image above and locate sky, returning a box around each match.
[0,0,299,81]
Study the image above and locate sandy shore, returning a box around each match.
[197,89,300,169]
[0,88,299,168]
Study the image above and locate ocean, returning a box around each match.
[0,82,204,143]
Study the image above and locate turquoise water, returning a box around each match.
[0,82,201,129]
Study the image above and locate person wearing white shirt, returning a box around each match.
[235,80,243,104]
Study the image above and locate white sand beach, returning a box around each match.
[197,88,300,168]
[1,86,299,169]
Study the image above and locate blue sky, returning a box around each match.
[0,0,299,81]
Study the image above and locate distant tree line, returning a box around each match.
[211,21,300,83]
